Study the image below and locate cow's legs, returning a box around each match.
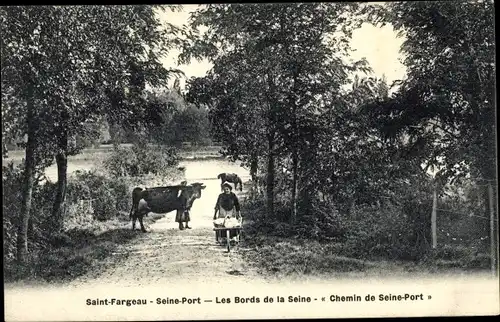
[139,214,146,232]
[130,205,137,230]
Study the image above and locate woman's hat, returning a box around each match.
[221,181,233,190]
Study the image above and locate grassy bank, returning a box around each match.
[4,213,167,284]
[239,198,492,279]
[239,234,490,279]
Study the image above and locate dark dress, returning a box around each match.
[214,192,240,213]
[214,192,241,239]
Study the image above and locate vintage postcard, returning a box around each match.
[3,2,498,321]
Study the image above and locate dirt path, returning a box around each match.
[67,190,267,288]
[63,159,272,288]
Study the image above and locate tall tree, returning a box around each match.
[1,5,182,263]
[181,6,287,217]
[365,1,496,187]
[182,4,373,219]
[356,1,497,250]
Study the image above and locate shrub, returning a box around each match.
[66,170,133,222]
[337,200,431,261]
[3,214,16,263]
[430,244,474,261]
[102,147,137,177]
[3,162,58,260]
[151,105,213,147]
[107,177,132,212]
[103,144,180,178]
[26,181,61,246]
[243,191,435,262]
[3,157,175,282]
[92,188,118,221]
[292,202,344,242]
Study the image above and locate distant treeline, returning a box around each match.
[3,90,215,152]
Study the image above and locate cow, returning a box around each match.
[129,182,206,232]
[217,173,243,191]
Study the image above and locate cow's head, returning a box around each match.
[182,182,206,209]
[190,182,206,198]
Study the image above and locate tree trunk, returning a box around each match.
[289,63,300,224]
[488,183,496,276]
[109,122,121,150]
[17,153,35,264]
[27,217,35,240]
[266,134,275,218]
[265,72,279,220]
[17,86,36,264]
[291,151,298,224]
[52,147,68,232]
[431,184,438,249]
[250,154,258,182]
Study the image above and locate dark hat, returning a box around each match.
[221,181,233,190]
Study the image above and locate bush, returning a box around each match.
[171,107,212,146]
[336,199,433,261]
[243,191,435,262]
[3,163,58,261]
[108,177,132,212]
[3,214,16,263]
[103,144,180,178]
[66,170,134,222]
[3,157,176,282]
[92,188,118,221]
[150,103,213,147]
[292,202,344,242]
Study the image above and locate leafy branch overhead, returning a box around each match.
[363,1,495,185]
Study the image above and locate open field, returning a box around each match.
[2,144,225,182]
[3,144,223,162]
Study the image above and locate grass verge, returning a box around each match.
[239,206,491,279]
[4,213,167,284]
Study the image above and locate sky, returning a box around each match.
[157,4,407,89]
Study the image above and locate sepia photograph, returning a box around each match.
[2,2,499,321]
